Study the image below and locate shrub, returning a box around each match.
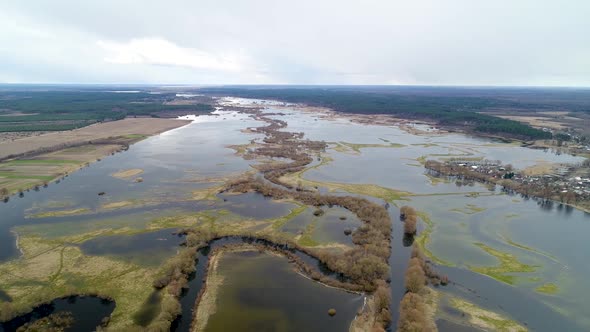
[399,206,415,220]
[403,215,417,235]
[397,293,428,332]
[404,264,426,293]
[313,208,325,216]
[374,280,392,326]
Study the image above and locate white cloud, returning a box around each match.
[97,38,244,72]
[0,0,589,85]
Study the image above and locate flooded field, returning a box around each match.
[0,97,588,331]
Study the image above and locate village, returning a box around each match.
[424,158,590,205]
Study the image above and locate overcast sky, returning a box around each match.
[1,1,588,86]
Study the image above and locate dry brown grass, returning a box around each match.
[0,118,190,197]
[111,169,144,179]
[0,118,190,160]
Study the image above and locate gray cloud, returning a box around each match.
[1,0,589,86]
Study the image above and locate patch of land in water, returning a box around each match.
[279,166,412,202]
[28,208,91,219]
[447,296,528,332]
[331,141,405,154]
[111,168,144,179]
[191,248,239,332]
[470,243,539,285]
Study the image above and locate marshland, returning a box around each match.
[1,91,590,332]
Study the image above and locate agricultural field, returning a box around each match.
[0,118,191,197]
[0,89,212,133]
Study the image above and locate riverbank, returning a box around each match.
[0,117,192,199]
[424,159,590,214]
[191,245,367,332]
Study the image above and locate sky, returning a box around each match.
[1,0,589,86]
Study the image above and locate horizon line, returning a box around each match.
[1,83,589,89]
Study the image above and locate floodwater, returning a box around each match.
[172,236,358,332]
[80,228,186,266]
[280,205,361,246]
[202,251,363,332]
[259,104,589,330]
[0,296,115,332]
[0,110,263,262]
[1,97,589,331]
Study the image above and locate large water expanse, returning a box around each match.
[1,98,589,330]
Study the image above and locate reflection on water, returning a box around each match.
[0,296,115,332]
[80,228,185,266]
[437,265,582,331]
[437,319,481,332]
[218,192,297,219]
[408,192,590,331]
[171,236,357,332]
[281,206,360,246]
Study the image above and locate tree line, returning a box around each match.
[0,90,213,132]
[199,87,552,140]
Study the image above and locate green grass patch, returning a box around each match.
[29,208,91,219]
[3,159,82,165]
[500,235,559,263]
[338,141,405,153]
[298,221,319,247]
[450,297,527,332]
[535,283,559,295]
[469,243,539,285]
[272,205,307,229]
[0,172,54,180]
[413,211,454,266]
[449,204,487,215]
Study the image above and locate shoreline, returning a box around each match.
[262,100,590,216]
[11,230,24,256]
[0,117,193,199]
[190,245,369,332]
[425,160,590,215]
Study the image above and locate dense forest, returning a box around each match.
[0,90,212,132]
[199,87,555,139]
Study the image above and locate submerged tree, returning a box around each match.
[403,215,418,235]
[399,206,416,220]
